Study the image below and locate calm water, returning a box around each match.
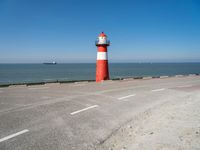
[0,63,200,85]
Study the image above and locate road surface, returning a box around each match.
[0,75,200,150]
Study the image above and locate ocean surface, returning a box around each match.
[0,63,200,85]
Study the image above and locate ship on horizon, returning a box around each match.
[43,61,57,65]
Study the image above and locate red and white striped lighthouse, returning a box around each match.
[95,32,110,82]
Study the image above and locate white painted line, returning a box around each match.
[175,75,184,77]
[177,85,192,88]
[73,84,85,87]
[98,85,145,94]
[160,76,169,78]
[74,81,88,84]
[118,94,136,100]
[0,129,29,143]
[70,105,99,115]
[151,88,165,92]
[28,87,49,90]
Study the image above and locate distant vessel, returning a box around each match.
[43,61,57,65]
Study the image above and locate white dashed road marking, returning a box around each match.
[0,129,29,143]
[151,88,165,92]
[118,94,136,100]
[70,105,99,115]
[176,85,192,88]
[73,84,86,87]
[28,87,49,90]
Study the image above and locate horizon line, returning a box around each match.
[0,62,200,64]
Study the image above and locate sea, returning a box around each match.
[0,63,200,85]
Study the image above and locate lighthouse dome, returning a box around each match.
[95,32,110,46]
[99,32,107,37]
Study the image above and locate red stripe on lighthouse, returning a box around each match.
[96,60,109,82]
[97,46,107,52]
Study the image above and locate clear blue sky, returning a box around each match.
[0,0,200,63]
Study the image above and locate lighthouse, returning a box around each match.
[95,32,110,82]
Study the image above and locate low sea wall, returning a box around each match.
[0,73,199,88]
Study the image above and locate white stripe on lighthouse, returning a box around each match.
[97,52,108,60]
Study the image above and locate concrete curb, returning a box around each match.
[142,77,152,80]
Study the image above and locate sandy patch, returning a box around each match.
[96,91,200,150]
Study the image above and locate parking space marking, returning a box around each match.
[0,129,29,143]
[118,94,136,100]
[70,105,99,115]
[151,88,165,92]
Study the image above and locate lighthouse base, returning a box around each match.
[96,60,109,82]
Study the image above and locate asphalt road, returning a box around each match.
[0,75,200,150]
